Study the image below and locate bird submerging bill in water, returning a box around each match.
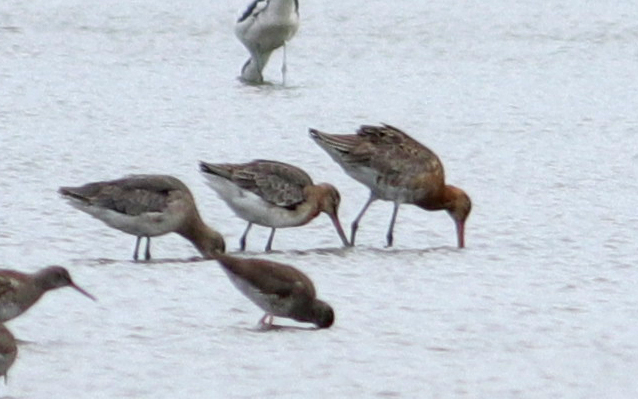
[235,0,300,84]
[199,160,349,251]
[309,124,471,248]
[59,175,225,261]
[215,254,334,329]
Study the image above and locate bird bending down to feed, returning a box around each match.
[309,124,471,248]
[200,160,349,251]
[235,0,300,84]
[60,175,225,260]
[0,266,96,322]
[215,254,334,329]
[0,324,16,384]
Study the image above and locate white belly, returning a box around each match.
[203,175,310,228]
[235,6,299,53]
[64,199,185,237]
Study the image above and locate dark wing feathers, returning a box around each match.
[357,124,411,145]
[218,256,316,299]
[94,187,169,216]
[355,124,443,175]
[59,175,187,216]
[238,0,267,22]
[310,131,372,166]
[206,160,312,207]
[311,124,445,187]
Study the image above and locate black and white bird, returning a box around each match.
[235,0,300,84]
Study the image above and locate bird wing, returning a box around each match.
[357,124,444,180]
[218,256,316,299]
[237,0,268,23]
[59,175,185,216]
[249,160,313,207]
[309,129,373,166]
[311,124,445,192]
[226,160,312,208]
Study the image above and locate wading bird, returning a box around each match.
[235,0,300,84]
[216,254,334,329]
[60,175,225,260]
[310,124,471,248]
[0,266,95,322]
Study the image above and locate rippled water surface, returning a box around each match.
[1,0,637,397]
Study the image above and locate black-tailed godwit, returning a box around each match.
[200,160,349,251]
[0,266,95,322]
[310,124,471,248]
[60,175,225,260]
[216,254,334,329]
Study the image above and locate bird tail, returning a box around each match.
[199,161,235,179]
[308,129,358,154]
[58,186,94,203]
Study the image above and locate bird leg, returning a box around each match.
[242,47,271,84]
[386,203,400,247]
[282,42,288,85]
[259,313,274,327]
[265,228,277,252]
[350,193,376,245]
[240,222,253,251]
[144,237,151,260]
[133,236,142,261]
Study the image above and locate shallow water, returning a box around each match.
[1,0,637,397]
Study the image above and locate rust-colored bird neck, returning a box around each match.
[303,183,339,215]
[302,183,350,247]
[416,184,471,248]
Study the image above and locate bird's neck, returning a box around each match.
[285,199,321,226]
[177,212,207,242]
[415,185,454,211]
[178,210,224,257]
[33,271,56,292]
[296,186,326,224]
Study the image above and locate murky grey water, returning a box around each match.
[1,0,637,397]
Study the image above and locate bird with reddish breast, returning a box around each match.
[310,124,471,248]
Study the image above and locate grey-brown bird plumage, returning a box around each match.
[216,254,334,329]
[60,175,225,260]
